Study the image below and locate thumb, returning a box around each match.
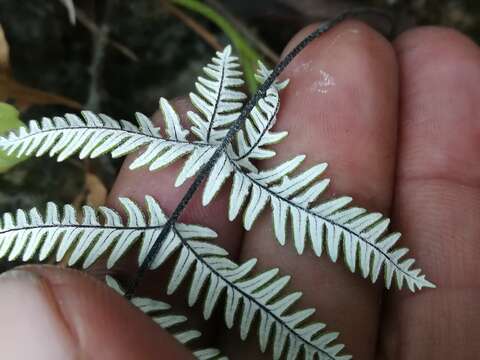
[0,265,193,360]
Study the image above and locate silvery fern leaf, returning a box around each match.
[174,76,287,191]
[175,157,434,291]
[0,101,201,169]
[179,61,290,201]
[0,197,350,360]
[143,53,434,291]
[105,276,228,360]
[187,45,247,144]
[226,157,435,291]
[0,195,216,269]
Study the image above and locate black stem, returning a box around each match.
[125,7,393,299]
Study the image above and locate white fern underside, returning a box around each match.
[105,276,228,360]
[188,46,247,144]
[0,197,350,360]
[0,47,433,292]
[0,196,216,269]
[0,100,198,171]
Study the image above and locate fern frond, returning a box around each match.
[0,102,202,170]
[92,100,430,291]
[0,196,216,269]
[105,276,228,360]
[0,46,433,292]
[155,55,432,291]
[177,61,289,207]
[0,197,350,360]
[187,45,247,144]
[226,157,434,291]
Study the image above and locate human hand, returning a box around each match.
[1,20,478,359]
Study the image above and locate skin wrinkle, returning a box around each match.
[289,26,363,98]
[0,268,81,359]
[291,27,369,115]
[38,279,85,360]
[395,175,480,197]
[290,59,312,74]
[14,266,195,359]
[290,61,335,95]
[308,70,336,94]
[19,266,100,360]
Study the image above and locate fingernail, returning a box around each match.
[0,269,77,359]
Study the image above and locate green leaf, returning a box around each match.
[0,102,27,172]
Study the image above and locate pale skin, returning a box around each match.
[0,20,479,359]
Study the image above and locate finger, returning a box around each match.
[106,100,244,339]
[232,20,399,359]
[0,265,192,360]
[379,27,480,359]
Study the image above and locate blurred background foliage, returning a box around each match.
[0,0,478,213]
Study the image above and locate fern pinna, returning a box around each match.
[105,275,228,360]
[0,42,434,359]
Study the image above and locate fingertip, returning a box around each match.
[282,19,395,67]
[272,19,399,210]
[0,266,193,360]
[0,268,76,359]
[394,25,480,59]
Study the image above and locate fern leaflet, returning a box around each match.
[106,276,228,360]
[0,196,216,269]
[187,45,247,144]
[0,101,202,169]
